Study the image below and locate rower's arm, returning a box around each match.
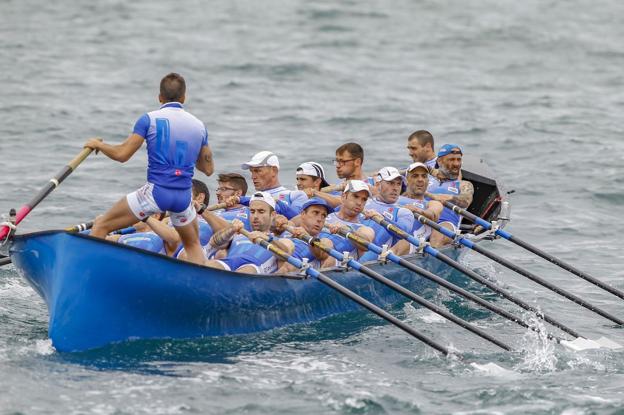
[308,190,342,208]
[145,217,181,249]
[426,180,474,209]
[201,211,230,234]
[84,134,144,163]
[425,200,444,222]
[209,225,237,250]
[196,145,214,176]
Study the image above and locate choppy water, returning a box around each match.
[1,0,624,413]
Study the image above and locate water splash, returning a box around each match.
[515,308,558,372]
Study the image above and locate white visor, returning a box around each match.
[241,151,280,170]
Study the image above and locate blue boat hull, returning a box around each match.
[10,231,466,352]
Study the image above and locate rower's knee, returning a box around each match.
[430,222,455,248]
[237,264,258,274]
[205,259,226,270]
[391,239,410,256]
[356,226,374,243]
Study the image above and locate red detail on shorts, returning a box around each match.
[180,218,187,223]
[175,169,182,176]
[139,212,145,217]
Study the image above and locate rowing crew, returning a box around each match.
[83,72,474,273]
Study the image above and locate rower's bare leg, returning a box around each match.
[91,197,140,238]
[430,222,455,248]
[391,239,411,256]
[175,218,205,265]
[205,259,226,269]
[237,265,258,274]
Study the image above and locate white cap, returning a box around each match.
[296,161,329,187]
[249,191,276,209]
[407,162,428,173]
[343,180,372,196]
[376,166,403,182]
[241,151,280,170]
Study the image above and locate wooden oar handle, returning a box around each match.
[69,148,95,170]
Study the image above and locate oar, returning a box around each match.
[440,200,624,301]
[414,213,624,326]
[366,215,622,350]
[0,257,10,267]
[287,227,511,351]
[0,147,95,241]
[238,229,452,357]
[333,226,573,340]
[65,221,94,233]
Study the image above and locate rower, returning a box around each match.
[296,161,342,208]
[241,151,308,213]
[324,180,376,259]
[275,198,337,273]
[204,192,294,274]
[406,130,437,169]
[394,162,443,252]
[84,73,213,265]
[212,172,251,228]
[426,144,474,248]
[333,143,375,190]
[360,167,414,257]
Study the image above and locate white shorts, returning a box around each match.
[127,183,196,227]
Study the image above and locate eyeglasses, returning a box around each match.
[333,158,356,166]
[216,187,237,193]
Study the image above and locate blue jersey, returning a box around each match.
[428,176,462,226]
[133,102,208,189]
[324,212,392,259]
[365,197,414,244]
[222,234,277,272]
[397,196,432,240]
[265,186,308,214]
[118,232,165,255]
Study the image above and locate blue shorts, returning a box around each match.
[438,208,461,231]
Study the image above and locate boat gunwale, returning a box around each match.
[9,229,464,280]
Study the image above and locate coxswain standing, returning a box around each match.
[84,73,214,265]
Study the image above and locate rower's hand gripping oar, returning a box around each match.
[366,215,622,351]
[238,228,452,357]
[440,199,624,302]
[414,213,624,326]
[286,226,512,351]
[0,147,95,241]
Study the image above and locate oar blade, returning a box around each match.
[560,338,603,351]
[560,337,623,351]
[594,336,623,350]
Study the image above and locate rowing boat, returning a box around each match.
[8,155,508,352]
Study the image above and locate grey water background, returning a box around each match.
[1,0,624,413]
